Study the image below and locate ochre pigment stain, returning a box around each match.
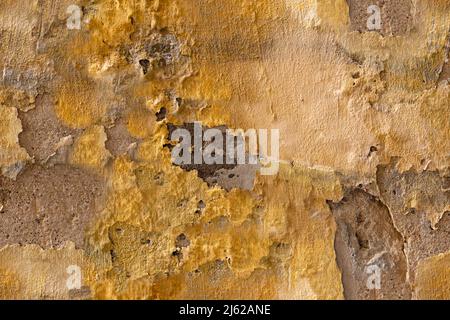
[0,0,449,300]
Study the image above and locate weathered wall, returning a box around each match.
[0,0,448,299]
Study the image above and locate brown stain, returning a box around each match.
[377,159,450,282]
[18,94,81,163]
[0,165,106,249]
[328,188,411,300]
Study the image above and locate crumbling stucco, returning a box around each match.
[0,0,449,300]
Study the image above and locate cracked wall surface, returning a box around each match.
[0,0,449,300]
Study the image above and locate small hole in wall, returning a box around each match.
[172,249,183,261]
[175,233,190,248]
[110,250,117,262]
[156,107,167,121]
[177,199,188,208]
[195,200,205,214]
[356,232,369,249]
[139,59,150,75]
[153,172,165,185]
[368,146,378,157]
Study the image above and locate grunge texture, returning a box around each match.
[0,0,449,300]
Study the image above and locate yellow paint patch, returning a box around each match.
[415,252,450,300]
[0,106,30,179]
[70,125,111,171]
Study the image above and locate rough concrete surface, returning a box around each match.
[0,0,449,300]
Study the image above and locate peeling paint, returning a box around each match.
[0,0,449,300]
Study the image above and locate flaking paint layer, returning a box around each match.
[0,0,449,300]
